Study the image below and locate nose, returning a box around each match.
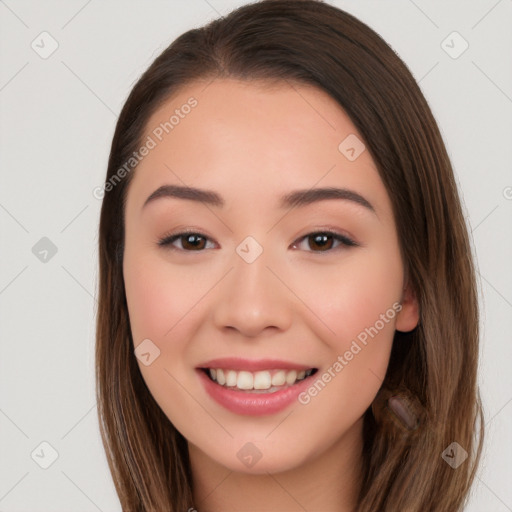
[212,247,293,338]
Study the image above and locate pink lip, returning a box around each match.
[197,357,313,372]
[196,366,317,417]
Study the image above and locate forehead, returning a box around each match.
[126,78,391,219]
[143,78,355,150]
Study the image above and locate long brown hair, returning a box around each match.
[95,1,484,510]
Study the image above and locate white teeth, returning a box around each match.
[237,371,253,390]
[271,370,286,386]
[216,368,226,385]
[226,370,237,387]
[285,370,297,385]
[253,371,272,390]
[207,367,313,391]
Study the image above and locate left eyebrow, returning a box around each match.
[142,184,376,215]
[279,187,376,214]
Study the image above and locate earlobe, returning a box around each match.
[395,282,420,333]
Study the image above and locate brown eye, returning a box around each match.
[158,232,214,251]
[292,231,358,252]
[180,234,207,250]
[308,233,334,251]
[158,230,357,253]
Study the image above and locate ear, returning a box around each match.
[395,280,420,333]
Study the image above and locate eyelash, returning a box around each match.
[157,229,358,253]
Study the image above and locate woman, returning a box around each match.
[96,0,484,510]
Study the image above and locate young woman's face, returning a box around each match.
[123,79,419,474]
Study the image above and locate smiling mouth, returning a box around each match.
[200,367,318,393]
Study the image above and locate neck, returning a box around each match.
[189,417,364,512]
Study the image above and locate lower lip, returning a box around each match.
[197,369,315,416]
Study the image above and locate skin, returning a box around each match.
[123,78,420,512]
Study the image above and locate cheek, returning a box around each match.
[292,246,403,413]
[296,247,403,345]
[123,250,210,431]
[123,250,206,344]
[295,253,401,434]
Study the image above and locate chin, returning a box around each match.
[196,436,314,476]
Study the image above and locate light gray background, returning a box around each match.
[0,0,511,510]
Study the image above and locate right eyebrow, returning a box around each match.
[143,184,224,209]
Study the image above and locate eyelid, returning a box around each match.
[157,229,216,249]
[292,229,358,251]
[157,228,359,252]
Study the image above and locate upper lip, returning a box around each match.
[197,357,315,372]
